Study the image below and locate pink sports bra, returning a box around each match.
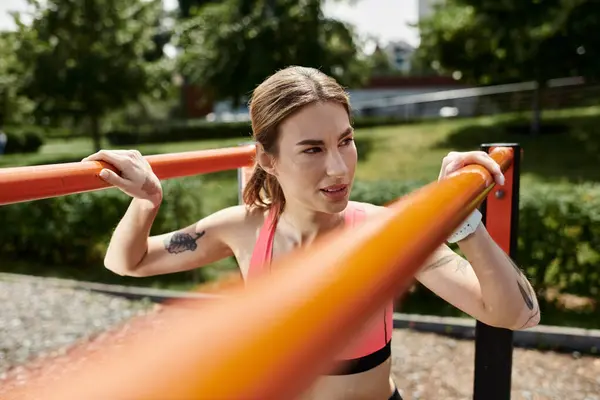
[248,201,394,375]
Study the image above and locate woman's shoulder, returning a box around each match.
[347,200,387,216]
[204,204,269,230]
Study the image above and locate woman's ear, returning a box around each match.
[256,143,277,176]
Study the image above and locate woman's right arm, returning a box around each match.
[82,149,240,277]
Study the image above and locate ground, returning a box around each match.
[0,278,599,399]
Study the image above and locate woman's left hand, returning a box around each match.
[438,151,505,186]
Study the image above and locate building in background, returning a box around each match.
[381,40,415,74]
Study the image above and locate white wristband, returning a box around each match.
[447,208,482,244]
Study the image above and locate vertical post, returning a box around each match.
[237,142,255,205]
[473,143,521,400]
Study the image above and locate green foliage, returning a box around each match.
[1,171,598,300]
[0,176,238,286]
[105,116,412,145]
[0,32,34,126]
[177,0,217,18]
[2,128,44,154]
[350,180,600,300]
[519,182,600,298]
[106,121,253,145]
[416,0,600,85]
[350,180,427,205]
[174,0,370,105]
[12,0,174,150]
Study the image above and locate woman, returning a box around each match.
[84,66,540,400]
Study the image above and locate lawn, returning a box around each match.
[4,105,599,186]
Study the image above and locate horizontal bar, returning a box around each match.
[0,145,256,206]
[350,77,585,110]
[8,148,513,400]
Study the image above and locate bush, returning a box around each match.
[105,116,409,146]
[350,180,427,205]
[1,174,598,301]
[2,128,44,154]
[519,183,600,299]
[106,121,253,145]
[0,176,236,286]
[350,180,600,301]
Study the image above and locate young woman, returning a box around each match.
[83,66,540,400]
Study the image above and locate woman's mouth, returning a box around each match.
[320,184,349,201]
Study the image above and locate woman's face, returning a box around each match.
[265,101,357,215]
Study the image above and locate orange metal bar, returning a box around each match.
[484,145,514,253]
[6,148,513,400]
[0,145,256,206]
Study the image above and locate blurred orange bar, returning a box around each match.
[0,144,256,206]
[5,148,513,400]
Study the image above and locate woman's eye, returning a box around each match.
[303,147,322,154]
[340,138,354,146]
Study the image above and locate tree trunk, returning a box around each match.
[90,115,102,152]
[530,81,543,136]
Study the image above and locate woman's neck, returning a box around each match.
[277,202,344,243]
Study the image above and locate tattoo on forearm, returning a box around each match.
[506,255,536,310]
[424,255,455,270]
[517,280,535,310]
[164,231,206,254]
[519,308,540,329]
[454,258,470,273]
[424,255,470,273]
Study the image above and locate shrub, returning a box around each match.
[0,176,222,285]
[105,116,409,146]
[2,128,44,154]
[350,180,600,301]
[1,175,598,302]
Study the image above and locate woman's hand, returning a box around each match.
[438,151,505,186]
[82,149,163,207]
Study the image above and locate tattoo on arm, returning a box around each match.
[519,308,540,329]
[424,254,470,273]
[517,280,535,310]
[505,255,536,310]
[164,231,206,254]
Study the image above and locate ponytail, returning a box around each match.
[242,163,285,215]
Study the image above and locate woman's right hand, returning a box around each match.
[82,149,163,207]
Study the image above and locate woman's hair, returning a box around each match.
[242,66,351,215]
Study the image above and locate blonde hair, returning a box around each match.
[242,66,351,215]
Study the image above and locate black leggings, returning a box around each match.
[388,387,403,400]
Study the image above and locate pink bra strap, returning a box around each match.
[247,207,278,279]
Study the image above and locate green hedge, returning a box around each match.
[1,177,598,301]
[106,116,410,145]
[1,128,44,154]
[0,176,238,286]
[351,180,600,300]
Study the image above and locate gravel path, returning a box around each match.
[1,278,599,399]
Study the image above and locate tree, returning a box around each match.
[415,0,600,133]
[13,0,173,151]
[367,45,396,76]
[177,0,218,19]
[0,31,33,128]
[174,0,371,106]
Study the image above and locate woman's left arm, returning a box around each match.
[415,151,540,330]
[416,229,540,330]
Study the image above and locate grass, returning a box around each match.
[3,105,600,186]
[2,105,600,329]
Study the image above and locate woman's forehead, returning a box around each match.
[279,102,351,142]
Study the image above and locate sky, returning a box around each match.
[0,0,420,48]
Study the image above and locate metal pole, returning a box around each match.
[473,142,521,400]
